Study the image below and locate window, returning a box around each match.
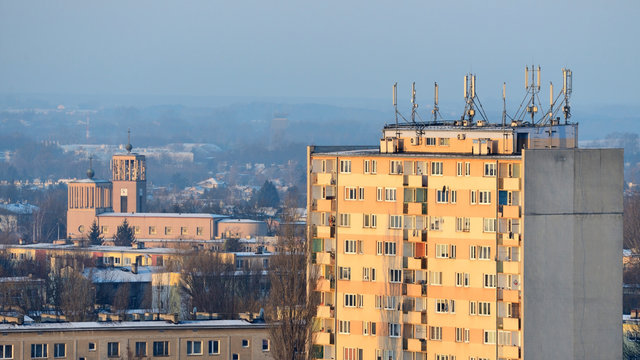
[101,225,109,234]
[384,296,398,310]
[456,217,470,232]
[345,187,357,200]
[470,190,477,204]
[456,328,463,342]
[385,188,397,201]
[470,301,477,315]
[358,187,365,200]
[135,342,147,357]
[149,226,156,235]
[344,348,363,360]
[371,160,377,174]
[88,343,95,351]
[363,267,371,281]
[187,341,202,355]
[363,321,370,335]
[164,226,172,235]
[483,218,496,232]
[431,161,443,175]
[208,340,220,355]
[390,160,403,174]
[376,241,383,255]
[484,330,496,344]
[389,269,402,283]
[479,246,491,260]
[430,271,442,285]
[339,320,351,334]
[389,215,402,229]
[478,301,492,315]
[450,190,457,204]
[429,217,443,231]
[375,295,383,309]
[464,273,470,287]
[339,213,351,227]
[435,355,449,360]
[456,273,464,287]
[340,160,351,173]
[54,343,65,358]
[464,328,470,342]
[370,214,377,228]
[465,162,471,176]
[134,226,140,235]
[479,191,491,204]
[241,339,249,348]
[470,245,477,259]
[430,326,443,340]
[196,227,203,236]
[364,160,371,174]
[107,342,119,357]
[383,241,396,255]
[436,244,449,258]
[457,162,463,176]
[483,274,496,288]
[435,299,449,313]
[31,344,47,358]
[232,354,239,360]
[345,239,357,254]
[388,323,401,337]
[450,245,457,259]
[153,341,169,356]
[262,339,269,351]
[363,214,377,228]
[0,345,12,359]
[436,188,449,203]
[439,138,450,146]
[426,137,436,145]
[377,187,383,201]
[338,266,351,280]
[181,226,188,235]
[484,163,497,176]
[345,293,357,307]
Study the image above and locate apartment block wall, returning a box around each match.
[523,148,623,360]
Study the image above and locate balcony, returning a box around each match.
[315,252,334,265]
[315,278,334,292]
[402,283,423,297]
[498,289,520,303]
[402,311,422,324]
[403,338,422,352]
[313,331,335,346]
[315,199,335,212]
[316,225,335,239]
[403,257,423,270]
[499,205,521,218]
[498,345,520,358]
[403,202,425,215]
[498,317,520,331]
[499,177,521,191]
[316,305,334,319]
[314,173,336,186]
[403,174,428,187]
[497,260,520,274]
[498,233,520,247]
[404,229,427,243]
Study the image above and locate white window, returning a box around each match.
[435,299,449,313]
[345,293,357,307]
[187,341,202,355]
[464,328,470,343]
[54,343,65,358]
[363,214,370,228]
[456,162,463,176]
[450,245,457,259]
[384,296,398,310]
[456,272,464,287]
[436,244,449,258]
[429,217,443,231]
[370,214,377,228]
[465,162,471,176]
[384,241,396,255]
[389,215,402,229]
[376,241,383,255]
[377,187,383,201]
[470,245,477,259]
[388,323,401,337]
[363,321,370,335]
[0,345,12,359]
[390,160,403,174]
[484,163,497,176]
[431,161,443,175]
[338,266,351,280]
[469,301,477,315]
[436,188,449,203]
[450,190,457,204]
[455,328,463,342]
[345,240,357,254]
[339,213,351,227]
[426,137,436,145]
[371,160,377,174]
[262,339,270,352]
[430,326,442,340]
[358,187,365,200]
[498,331,512,346]
[344,348,362,360]
[32,344,47,358]
[456,217,470,232]
[389,269,402,283]
[430,271,442,285]
[375,295,383,309]
[385,188,397,201]
[340,160,351,173]
[339,320,351,334]
[479,246,491,260]
[209,340,220,355]
[439,138,450,146]
[483,274,496,288]
[345,187,357,200]
[464,273,470,287]
[483,218,496,232]
[479,190,491,204]
[363,267,371,281]
[364,160,371,174]
[484,330,496,344]
[478,301,491,315]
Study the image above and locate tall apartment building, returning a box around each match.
[307,119,622,359]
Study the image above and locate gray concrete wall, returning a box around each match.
[523,148,623,360]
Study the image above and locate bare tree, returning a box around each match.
[625,193,640,251]
[266,191,319,360]
[49,266,96,321]
[180,251,236,315]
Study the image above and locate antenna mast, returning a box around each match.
[410,82,418,123]
[562,68,572,123]
[524,65,541,123]
[393,83,399,138]
[432,82,440,123]
[502,82,507,127]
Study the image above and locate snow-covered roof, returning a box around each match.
[0,202,39,215]
[98,212,227,219]
[83,266,159,283]
[0,319,264,332]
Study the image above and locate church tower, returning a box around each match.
[111,130,146,213]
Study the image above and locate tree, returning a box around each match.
[88,220,103,246]
[181,251,236,315]
[49,266,96,321]
[114,219,135,247]
[266,195,319,360]
[252,180,280,208]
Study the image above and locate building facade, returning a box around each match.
[307,121,622,360]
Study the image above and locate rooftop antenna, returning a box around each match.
[393,82,400,138]
[87,155,95,179]
[502,82,507,127]
[126,128,133,153]
[524,65,541,123]
[432,82,440,122]
[410,82,418,123]
[462,73,477,123]
[562,68,572,123]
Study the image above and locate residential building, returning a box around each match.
[307,115,622,358]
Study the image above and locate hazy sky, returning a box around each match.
[1,0,638,108]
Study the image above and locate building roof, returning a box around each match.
[83,266,158,283]
[218,219,264,224]
[69,178,111,184]
[98,212,227,219]
[0,202,39,215]
[0,319,265,333]
[311,147,523,158]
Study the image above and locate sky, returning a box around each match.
[1,0,639,109]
